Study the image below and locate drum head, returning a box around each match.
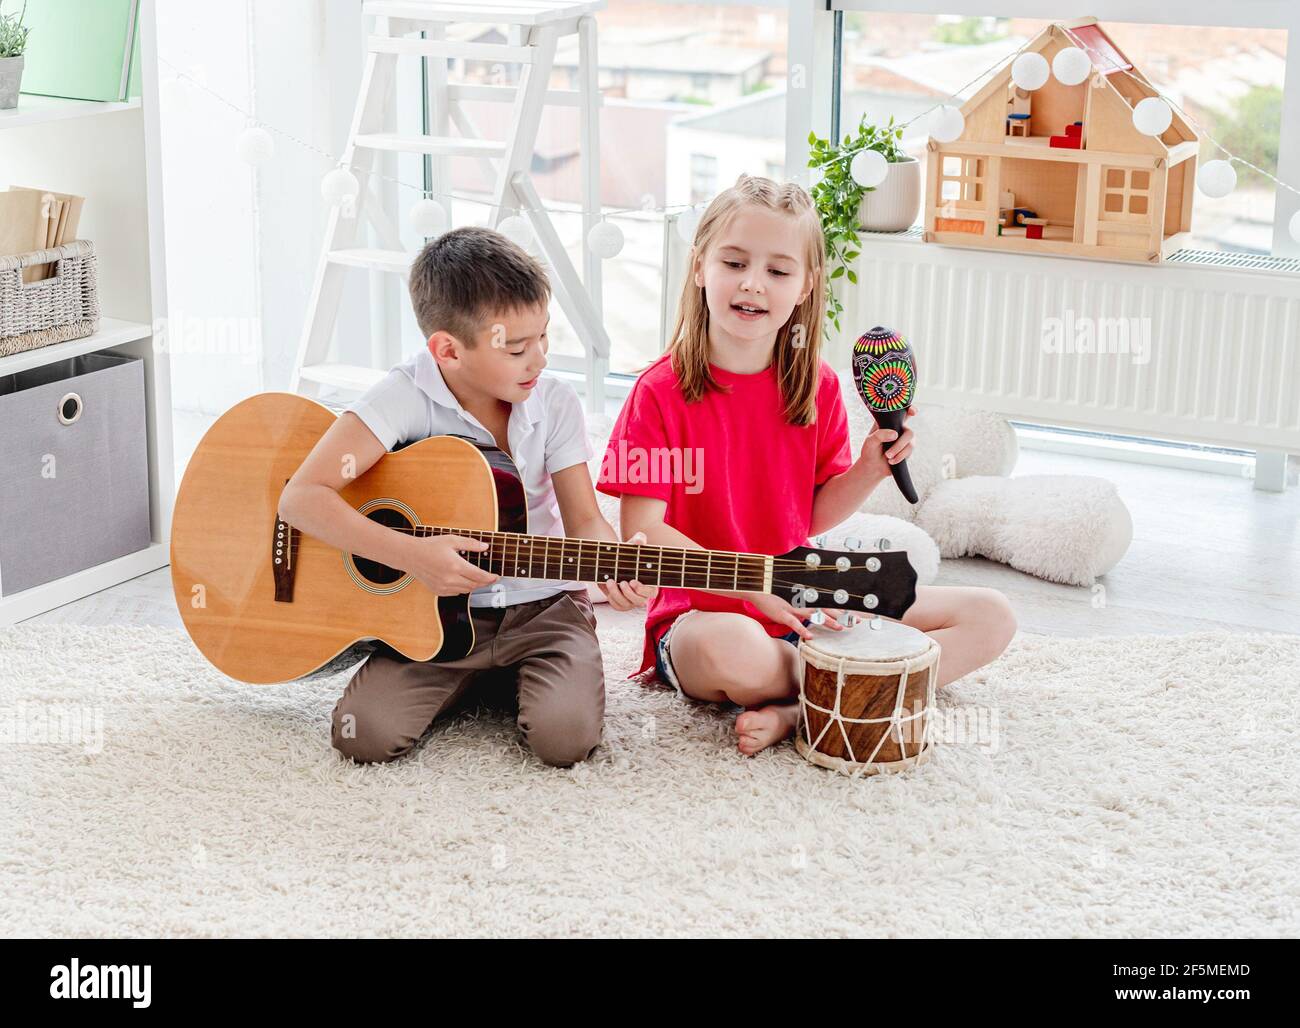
[799,618,931,662]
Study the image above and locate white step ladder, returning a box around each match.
[291,0,611,406]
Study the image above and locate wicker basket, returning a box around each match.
[0,239,101,358]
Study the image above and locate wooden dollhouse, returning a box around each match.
[923,18,1198,264]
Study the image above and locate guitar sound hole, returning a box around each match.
[352,508,412,585]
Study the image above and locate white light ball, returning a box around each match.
[1289,210,1300,245]
[1133,96,1172,137]
[1011,52,1050,91]
[321,167,359,204]
[409,198,448,237]
[850,148,889,189]
[929,105,965,143]
[587,220,624,259]
[676,207,701,245]
[497,215,534,248]
[235,126,274,165]
[1052,46,1091,86]
[1196,160,1237,199]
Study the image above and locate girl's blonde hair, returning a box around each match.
[665,173,827,426]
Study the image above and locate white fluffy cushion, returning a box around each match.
[840,375,1133,584]
[916,474,1133,587]
[841,373,1018,521]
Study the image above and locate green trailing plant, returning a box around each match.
[807,113,905,332]
[0,0,30,59]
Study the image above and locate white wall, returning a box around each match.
[154,0,260,414]
[158,0,424,416]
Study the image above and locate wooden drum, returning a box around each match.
[795,619,940,776]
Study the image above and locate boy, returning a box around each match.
[278,227,655,767]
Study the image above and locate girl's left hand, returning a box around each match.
[602,531,659,610]
[859,405,916,480]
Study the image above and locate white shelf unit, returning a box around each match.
[0,0,174,625]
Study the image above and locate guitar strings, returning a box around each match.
[293,524,900,604]
[375,525,893,573]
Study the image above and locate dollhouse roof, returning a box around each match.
[1069,23,1131,76]
[952,17,1194,155]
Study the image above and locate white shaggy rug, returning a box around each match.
[2,624,1298,938]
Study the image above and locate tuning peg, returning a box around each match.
[808,610,826,626]
[863,594,878,609]
[866,557,881,572]
[874,537,892,551]
[844,613,858,627]
[833,589,848,604]
[804,552,821,567]
[869,615,883,630]
[802,588,818,604]
[812,534,827,548]
[844,537,862,551]
[835,556,850,572]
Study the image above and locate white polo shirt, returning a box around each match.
[347,347,594,607]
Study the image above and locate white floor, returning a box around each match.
[22,412,1300,640]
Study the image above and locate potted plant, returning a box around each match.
[808,114,920,329]
[0,0,30,110]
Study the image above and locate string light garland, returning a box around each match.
[1010,51,1050,91]
[815,23,1300,244]
[158,56,691,256]
[1051,46,1092,86]
[160,23,1300,249]
[1056,24,1300,207]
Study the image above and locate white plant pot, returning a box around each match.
[0,55,23,111]
[857,155,921,233]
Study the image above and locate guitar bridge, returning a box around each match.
[273,489,298,602]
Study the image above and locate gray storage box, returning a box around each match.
[0,352,151,596]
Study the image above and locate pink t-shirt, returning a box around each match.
[596,354,854,677]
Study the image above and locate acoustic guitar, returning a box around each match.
[170,392,918,684]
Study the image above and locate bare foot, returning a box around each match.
[735,703,800,756]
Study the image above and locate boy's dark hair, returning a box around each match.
[407,226,551,345]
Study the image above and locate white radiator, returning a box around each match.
[832,232,1300,455]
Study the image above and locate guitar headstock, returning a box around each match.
[769,545,917,620]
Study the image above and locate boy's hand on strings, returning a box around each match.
[602,531,659,610]
[859,404,916,481]
[748,592,846,640]
[409,534,499,596]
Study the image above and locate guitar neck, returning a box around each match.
[417,526,771,593]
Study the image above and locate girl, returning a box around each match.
[597,174,1016,756]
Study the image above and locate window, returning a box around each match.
[1102,167,1150,218]
[415,1,791,380]
[940,155,985,204]
[690,153,719,204]
[831,5,1290,255]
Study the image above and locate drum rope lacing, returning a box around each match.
[796,643,939,777]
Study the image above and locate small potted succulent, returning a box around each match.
[0,0,30,110]
[808,114,921,329]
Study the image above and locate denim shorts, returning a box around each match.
[653,610,806,698]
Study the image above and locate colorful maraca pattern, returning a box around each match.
[851,326,919,504]
[852,327,916,411]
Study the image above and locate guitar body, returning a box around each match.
[170,392,523,684]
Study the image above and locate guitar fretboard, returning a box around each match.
[415,526,769,592]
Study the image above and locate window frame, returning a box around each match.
[815,0,1300,258]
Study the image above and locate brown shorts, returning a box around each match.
[330,589,604,767]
